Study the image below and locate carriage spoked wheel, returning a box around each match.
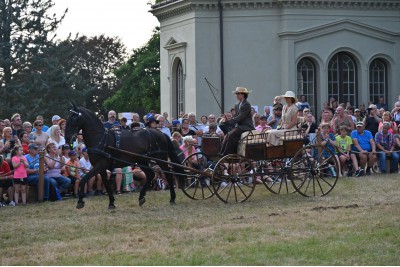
[181,152,215,200]
[259,158,297,195]
[212,154,256,203]
[289,145,339,197]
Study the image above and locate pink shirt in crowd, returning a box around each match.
[12,156,28,178]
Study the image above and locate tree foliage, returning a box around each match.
[104,28,160,115]
[0,0,126,122]
[59,35,126,116]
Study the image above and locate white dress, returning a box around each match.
[267,104,298,146]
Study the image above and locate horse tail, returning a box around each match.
[165,135,185,185]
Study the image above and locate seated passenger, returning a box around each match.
[266,91,298,146]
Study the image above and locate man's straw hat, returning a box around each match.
[232,87,251,94]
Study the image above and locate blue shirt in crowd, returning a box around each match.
[351,129,373,152]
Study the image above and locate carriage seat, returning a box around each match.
[277,117,305,143]
[238,130,267,159]
[239,130,266,144]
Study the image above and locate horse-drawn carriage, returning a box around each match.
[181,128,339,203]
[66,104,339,209]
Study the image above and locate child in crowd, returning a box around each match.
[65,150,83,196]
[60,144,70,175]
[320,122,342,177]
[11,146,28,205]
[335,126,361,177]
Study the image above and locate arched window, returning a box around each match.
[176,60,184,116]
[297,58,317,113]
[369,59,387,105]
[328,52,357,106]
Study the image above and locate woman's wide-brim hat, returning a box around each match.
[281,91,298,103]
[232,87,251,94]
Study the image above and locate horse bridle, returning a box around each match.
[68,108,113,151]
[68,109,83,137]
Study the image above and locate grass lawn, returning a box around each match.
[1,173,399,265]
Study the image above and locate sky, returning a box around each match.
[51,0,160,51]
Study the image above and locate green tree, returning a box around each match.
[1,0,126,122]
[60,35,127,116]
[104,28,160,114]
[0,0,67,119]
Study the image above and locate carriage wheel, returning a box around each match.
[181,152,215,200]
[290,145,339,197]
[258,159,297,195]
[212,154,256,203]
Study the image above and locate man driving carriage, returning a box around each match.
[219,87,255,156]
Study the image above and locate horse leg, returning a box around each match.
[101,169,115,209]
[160,162,176,205]
[165,171,176,205]
[76,174,90,209]
[76,166,101,209]
[138,167,155,206]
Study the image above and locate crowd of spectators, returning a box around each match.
[1,95,400,207]
[298,97,400,177]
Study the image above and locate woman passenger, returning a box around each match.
[266,91,299,146]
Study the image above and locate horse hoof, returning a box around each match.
[76,202,85,209]
[108,204,116,210]
[170,201,176,205]
[139,197,146,206]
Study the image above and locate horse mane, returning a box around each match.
[78,106,105,130]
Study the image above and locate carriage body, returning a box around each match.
[182,121,339,203]
[201,135,221,157]
[237,129,304,160]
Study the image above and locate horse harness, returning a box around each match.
[88,127,167,170]
[69,109,168,171]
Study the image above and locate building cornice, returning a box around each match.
[277,0,400,9]
[278,19,400,43]
[151,0,400,21]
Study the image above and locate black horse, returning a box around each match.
[65,103,184,209]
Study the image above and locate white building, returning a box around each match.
[151,0,400,118]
